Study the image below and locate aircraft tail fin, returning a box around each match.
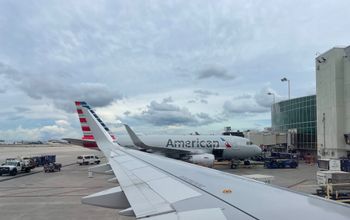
[124,124,148,148]
[75,101,117,141]
[80,104,117,156]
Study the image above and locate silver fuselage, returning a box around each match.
[116,135,261,160]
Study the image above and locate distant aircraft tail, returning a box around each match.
[124,124,148,148]
[75,101,117,141]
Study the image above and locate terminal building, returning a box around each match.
[316,46,350,159]
[271,95,317,156]
[244,130,287,151]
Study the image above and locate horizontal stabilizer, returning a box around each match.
[107,177,118,183]
[82,186,130,209]
[88,163,111,174]
[104,169,114,175]
[119,207,135,217]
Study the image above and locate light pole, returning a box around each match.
[267,92,275,104]
[281,77,290,100]
[322,112,326,156]
[267,92,276,124]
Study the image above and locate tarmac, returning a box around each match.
[0,144,320,220]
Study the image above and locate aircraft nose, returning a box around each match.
[254,145,262,154]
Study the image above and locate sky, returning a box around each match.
[0,0,349,141]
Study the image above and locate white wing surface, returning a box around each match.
[81,106,350,220]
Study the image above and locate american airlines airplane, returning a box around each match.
[122,124,261,168]
[79,103,350,220]
[67,101,262,168]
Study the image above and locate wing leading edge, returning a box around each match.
[80,105,350,220]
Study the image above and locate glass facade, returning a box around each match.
[272,95,317,153]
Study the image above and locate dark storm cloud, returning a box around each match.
[128,98,222,126]
[197,67,235,80]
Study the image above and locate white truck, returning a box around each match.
[77,155,100,165]
[0,159,32,176]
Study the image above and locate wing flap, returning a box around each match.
[108,150,202,218]
[143,208,227,220]
[81,186,129,209]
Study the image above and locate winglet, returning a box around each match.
[81,105,117,156]
[123,124,148,148]
[75,101,117,141]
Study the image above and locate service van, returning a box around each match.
[77,155,100,165]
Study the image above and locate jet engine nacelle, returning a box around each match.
[188,153,215,168]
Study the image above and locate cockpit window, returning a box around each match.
[246,141,253,145]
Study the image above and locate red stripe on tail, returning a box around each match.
[79,118,87,123]
[82,126,91,131]
[82,135,94,140]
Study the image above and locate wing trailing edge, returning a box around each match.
[82,186,129,209]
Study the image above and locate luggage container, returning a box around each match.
[31,155,56,166]
[341,159,350,172]
[318,159,350,172]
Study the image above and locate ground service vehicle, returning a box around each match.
[77,155,100,165]
[0,159,31,176]
[264,157,298,169]
[44,163,62,172]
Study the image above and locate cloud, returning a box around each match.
[127,97,221,126]
[197,66,235,80]
[187,100,196,104]
[0,119,78,141]
[223,100,269,114]
[195,112,217,124]
[233,94,252,100]
[190,89,219,104]
[0,1,350,139]
[200,99,208,104]
[0,62,121,112]
[123,111,131,116]
[254,87,280,108]
[14,106,31,112]
[223,87,279,114]
[193,89,219,98]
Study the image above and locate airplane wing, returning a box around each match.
[80,105,350,220]
[124,124,194,156]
